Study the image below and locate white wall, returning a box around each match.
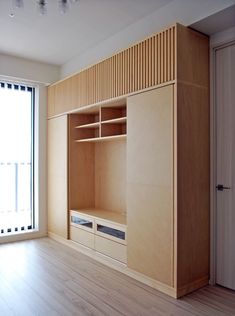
[0,53,60,84]
[0,55,60,244]
[60,0,235,78]
[210,25,235,47]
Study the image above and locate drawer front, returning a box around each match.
[95,219,126,245]
[70,226,94,249]
[70,211,94,232]
[95,235,127,263]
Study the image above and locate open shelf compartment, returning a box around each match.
[101,106,126,122]
[73,102,127,142]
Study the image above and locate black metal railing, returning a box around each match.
[0,162,33,235]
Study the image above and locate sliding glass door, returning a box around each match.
[0,82,34,235]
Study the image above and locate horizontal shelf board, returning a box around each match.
[75,122,100,129]
[101,117,126,124]
[75,134,126,143]
[71,209,127,226]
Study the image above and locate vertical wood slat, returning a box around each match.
[149,37,153,87]
[164,30,167,83]
[142,40,146,90]
[129,47,133,93]
[100,61,104,102]
[145,39,149,88]
[151,36,155,86]
[137,44,141,91]
[106,59,110,100]
[126,48,130,95]
[49,26,176,116]
[117,53,120,97]
[119,52,123,97]
[157,34,161,85]
[133,46,136,92]
[167,29,171,82]
[172,26,176,81]
[123,50,127,95]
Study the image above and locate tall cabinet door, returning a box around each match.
[127,85,174,286]
[48,115,68,239]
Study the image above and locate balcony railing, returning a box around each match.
[0,162,33,235]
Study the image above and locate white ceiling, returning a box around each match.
[0,0,173,65]
[0,0,235,70]
[190,4,235,35]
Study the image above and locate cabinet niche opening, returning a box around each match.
[101,106,126,122]
[77,127,99,140]
[75,113,100,127]
[73,103,126,142]
[101,123,126,137]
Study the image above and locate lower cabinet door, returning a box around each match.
[95,235,127,263]
[70,226,95,249]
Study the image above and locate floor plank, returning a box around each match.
[0,237,234,316]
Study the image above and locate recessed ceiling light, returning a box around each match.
[9,13,15,18]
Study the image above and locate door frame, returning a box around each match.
[0,77,48,244]
[210,38,235,285]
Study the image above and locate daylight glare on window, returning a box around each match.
[0,84,34,234]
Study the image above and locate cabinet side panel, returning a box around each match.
[127,86,174,286]
[177,82,210,289]
[48,115,68,238]
[176,24,209,87]
[68,115,95,210]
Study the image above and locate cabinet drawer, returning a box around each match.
[70,226,94,249]
[95,219,126,245]
[95,235,127,263]
[70,210,94,232]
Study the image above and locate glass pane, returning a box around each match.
[71,216,93,229]
[97,224,125,240]
[0,84,34,235]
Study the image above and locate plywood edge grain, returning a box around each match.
[173,83,178,290]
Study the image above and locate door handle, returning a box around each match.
[216,184,231,191]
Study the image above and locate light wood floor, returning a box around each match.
[0,238,234,316]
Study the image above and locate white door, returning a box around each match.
[216,42,235,290]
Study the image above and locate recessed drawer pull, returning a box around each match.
[71,215,93,229]
[97,224,125,240]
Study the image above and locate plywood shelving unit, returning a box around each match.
[74,105,127,142]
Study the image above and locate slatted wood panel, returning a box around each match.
[48,26,176,117]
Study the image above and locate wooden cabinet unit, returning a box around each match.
[47,23,209,298]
